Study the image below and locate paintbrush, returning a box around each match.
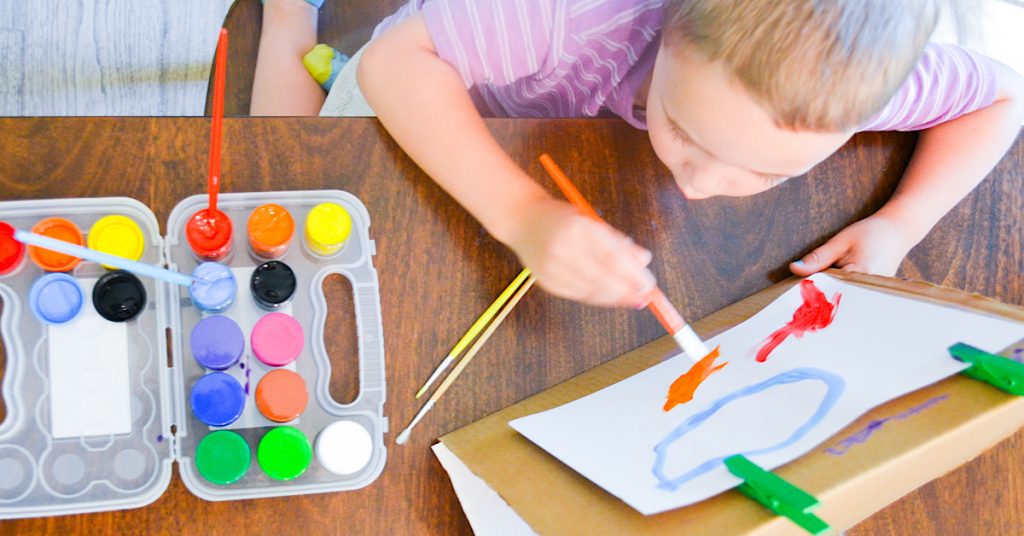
[415,268,532,398]
[9,228,196,287]
[538,153,710,362]
[397,273,537,444]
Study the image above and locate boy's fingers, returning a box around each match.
[840,262,869,274]
[622,237,653,268]
[594,236,656,301]
[790,238,849,276]
[581,277,634,307]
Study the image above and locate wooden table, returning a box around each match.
[0,117,1020,534]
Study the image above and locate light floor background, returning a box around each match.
[0,0,1021,117]
[0,0,232,116]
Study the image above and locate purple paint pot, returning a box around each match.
[190,315,245,370]
[190,372,245,427]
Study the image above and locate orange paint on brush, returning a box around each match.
[755,279,841,363]
[663,346,725,411]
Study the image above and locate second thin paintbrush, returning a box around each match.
[398,273,537,444]
[415,268,532,398]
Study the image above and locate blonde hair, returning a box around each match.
[663,0,941,131]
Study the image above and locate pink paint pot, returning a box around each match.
[251,312,304,367]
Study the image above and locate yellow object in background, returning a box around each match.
[304,203,351,256]
[88,215,145,268]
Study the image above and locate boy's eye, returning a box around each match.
[668,123,692,144]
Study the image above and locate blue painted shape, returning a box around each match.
[652,368,845,491]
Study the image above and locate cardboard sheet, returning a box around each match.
[440,271,1024,534]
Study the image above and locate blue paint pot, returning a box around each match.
[29,273,85,325]
[189,262,236,313]
[190,372,246,427]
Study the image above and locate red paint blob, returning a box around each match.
[186,208,233,261]
[663,346,726,411]
[755,279,841,363]
[255,369,308,422]
[0,222,25,275]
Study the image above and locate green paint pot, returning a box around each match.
[258,426,312,480]
[196,430,251,485]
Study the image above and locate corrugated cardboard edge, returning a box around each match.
[439,270,1024,534]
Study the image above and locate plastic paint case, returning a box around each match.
[0,191,386,519]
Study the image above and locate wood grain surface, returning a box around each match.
[0,0,234,116]
[0,117,1020,534]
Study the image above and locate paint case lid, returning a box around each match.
[0,197,175,520]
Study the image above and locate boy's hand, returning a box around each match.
[789,214,913,277]
[506,199,657,307]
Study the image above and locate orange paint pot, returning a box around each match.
[247,204,294,259]
[28,218,84,272]
[255,369,309,423]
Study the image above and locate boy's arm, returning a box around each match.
[251,0,327,116]
[792,59,1024,276]
[359,14,656,306]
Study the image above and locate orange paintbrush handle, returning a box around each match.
[645,287,685,334]
[538,153,684,334]
[538,154,600,221]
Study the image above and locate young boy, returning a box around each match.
[252,0,1024,308]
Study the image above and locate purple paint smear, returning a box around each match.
[825,394,949,456]
[243,357,252,395]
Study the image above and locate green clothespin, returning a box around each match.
[724,455,830,535]
[949,343,1024,395]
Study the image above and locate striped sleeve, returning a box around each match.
[420,0,557,88]
[861,43,999,132]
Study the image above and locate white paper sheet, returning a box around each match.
[510,274,1023,515]
[48,278,132,438]
[433,443,537,536]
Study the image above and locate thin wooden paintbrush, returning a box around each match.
[397,273,537,444]
[414,268,532,398]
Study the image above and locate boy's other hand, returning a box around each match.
[789,214,913,277]
[506,199,657,307]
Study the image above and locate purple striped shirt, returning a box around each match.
[373,0,998,133]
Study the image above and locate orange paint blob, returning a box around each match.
[755,279,841,363]
[28,218,84,272]
[663,346,726,411]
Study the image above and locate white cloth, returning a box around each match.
[319,44,376,117]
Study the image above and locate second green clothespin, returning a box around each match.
[724,454,830,535]
[949,342,1024,395]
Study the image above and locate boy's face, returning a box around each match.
[645,43,853,199]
